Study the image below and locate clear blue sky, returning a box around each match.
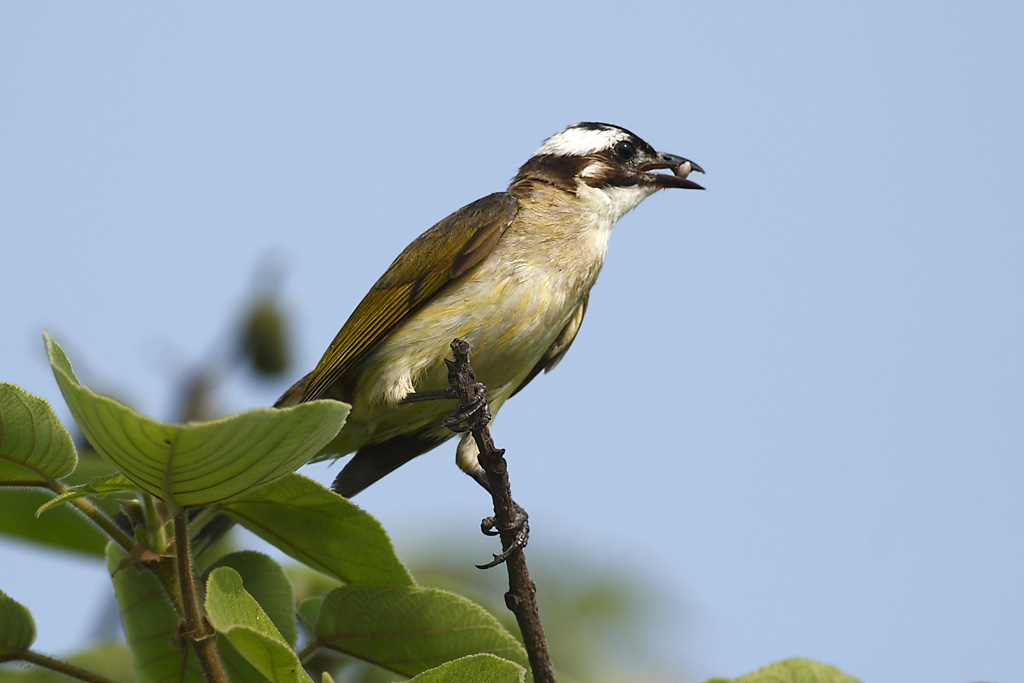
[3,3,1022,682]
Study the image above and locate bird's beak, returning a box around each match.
[642,152,705,190]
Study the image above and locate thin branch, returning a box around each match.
[16,650,122,683]
[40,481,136,552]
[443,338,556,683]
[142,493,169,553]
[173,510,228,683]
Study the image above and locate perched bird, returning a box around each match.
[277,122,704,498]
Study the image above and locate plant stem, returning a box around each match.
[18,650,122,683]
[42,481,135,552]
[143,493,168,552]
[174,510,228,683]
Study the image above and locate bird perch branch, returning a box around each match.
[442,338,556,683]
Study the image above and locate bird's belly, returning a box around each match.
[335,259,591,450]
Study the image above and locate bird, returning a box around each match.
[276,122,704,498]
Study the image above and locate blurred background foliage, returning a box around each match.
[0,265,688,683]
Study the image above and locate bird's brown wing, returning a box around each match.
[297,192,519,403]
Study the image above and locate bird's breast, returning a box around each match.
[361,206,614,409]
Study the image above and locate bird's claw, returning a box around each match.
[444,383,490,432]
[476,504,529,569]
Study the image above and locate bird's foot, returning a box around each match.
[443,382,490,432]
[476,502,529,569]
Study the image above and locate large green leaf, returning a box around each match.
[408,654,526,683]
[222,474,413,586]
[707,658,862,683]
[0,589,35,660]
[205,551,297,646]
[105,544,205,682]
[204,551,299,683]
[205,567,313,683]
[0,383,76,485]
[313,585,528,678]
[45,332,348,510]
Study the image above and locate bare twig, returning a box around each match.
[443,338,556,683]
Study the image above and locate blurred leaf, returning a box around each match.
[105,544,205,682]
[0,589,35,659]
[0,489,107,555]
[708,658,862,683]
[0,642,132,683]
[0,452,122,556]
[240,297,290,376]
[222,473,413,586]
[35,473,135,516]
[0,383,76,485]
[313,585,528,678]
[45,331,348,510]
[205,567,313,683]
[297,597,324,637]
[175,369,218,423]
[408,654,525,683]
[410,545,683,682]
[204,551,296,646]
[286,565,342,606]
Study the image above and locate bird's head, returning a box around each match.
[512,122,704,217]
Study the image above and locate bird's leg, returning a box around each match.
[402,388,458,403]
[438,341,530,567]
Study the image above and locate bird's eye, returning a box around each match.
[613,140,637,162]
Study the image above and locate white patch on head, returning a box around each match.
[535,124,630,157]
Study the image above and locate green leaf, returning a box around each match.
[105,543,205,682]
[35,473,136,516]
[45,332,348,510]
[297,596,325,635]
[222,473,413,586]
[205,554,297,683]
[313,585,528,678]
[0,589,35,659]
[205,567,313,683]
[408,654,526,683]
[204,551,297,646]
[713,658,863,683]
[0,383,76,485]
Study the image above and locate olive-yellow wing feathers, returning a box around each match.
[298,192,519,403]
